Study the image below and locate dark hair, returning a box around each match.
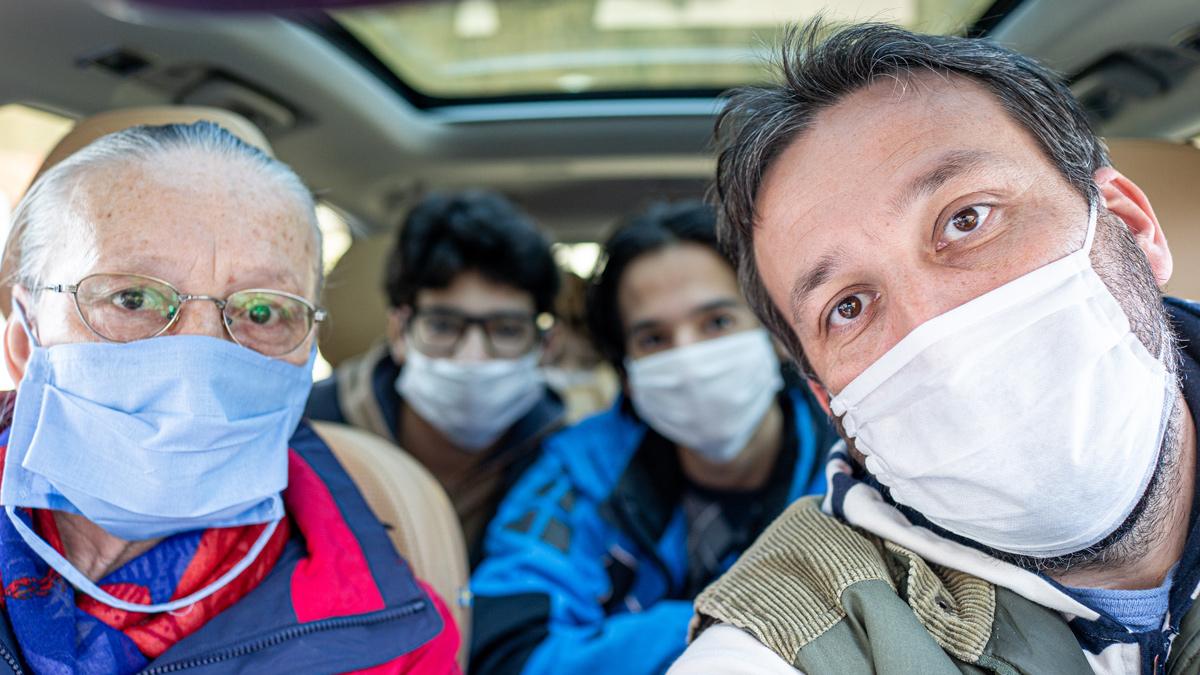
[586,200,728,370]
[384,190,559,314]
[714,20,1110,377]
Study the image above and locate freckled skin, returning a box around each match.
[747,70,1200,594]
[0,147,322,575]
[753,74,1087,393]
[27,149,319,367]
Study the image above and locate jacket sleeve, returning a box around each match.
[469,449,693,675]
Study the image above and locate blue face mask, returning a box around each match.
[0,309,313,611]
[1,312,314,540]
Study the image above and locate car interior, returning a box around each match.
[2,0,1199,375]
[0,2,1198,669]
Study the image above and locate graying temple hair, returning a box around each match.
[3,121,322,295]
[713,20,1110,377]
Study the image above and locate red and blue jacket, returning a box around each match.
[0,419,460,674]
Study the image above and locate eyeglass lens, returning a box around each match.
[411,310,537,358]
[72,273,317,356]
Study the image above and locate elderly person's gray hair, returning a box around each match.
[2,121,323,298]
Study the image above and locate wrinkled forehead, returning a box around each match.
[757,75,1022,229]
[751,74,1057,302]
[60,151,318,294]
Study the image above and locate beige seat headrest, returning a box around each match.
[1104,138,1200,299]
[310,421,471,670]
[2,106,272,317]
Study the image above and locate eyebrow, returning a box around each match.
[789,249,846,327]
[87,257,304,295]
[626,297,742,335]
[235,269,305,292]
[889,149,995,216]
[420,305,535,320]
[787,149,997,327]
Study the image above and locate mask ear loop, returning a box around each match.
[5,505,282,613]
[9,296,40,349]
[1081,199,1099,254]
[1086,194,1176,510]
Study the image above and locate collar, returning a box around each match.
[602,391,800,564]
[821,297,1200,641]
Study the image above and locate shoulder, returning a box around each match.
[692,496,889,660]
[476,405,641,565]
[305,375,344,423]
[1165,295,1200,333]
[669,625,803,675]
[1164,295,1200,312]
[305,344,394,421]
[694,496,1012,669]
[782,385,836,496]
[538,398,647,501]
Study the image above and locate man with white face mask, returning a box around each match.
[307,190,564,565]
[670,20,1200,675]
[470,201,836,675]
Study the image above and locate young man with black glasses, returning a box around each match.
[307,190,564,565]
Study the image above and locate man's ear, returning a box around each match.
[5,288,33,386]
[385,306,410,365]
[805,377,832,418]
[1094,166,1172,287]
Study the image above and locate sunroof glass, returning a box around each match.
[332,0,1002,101]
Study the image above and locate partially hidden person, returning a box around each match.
[470,201,838,674]
[307,190,565,566]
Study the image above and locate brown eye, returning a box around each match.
[942,205,992,243]
[829,292,873,329]
[952,210,977,231]
[837,296,862,320]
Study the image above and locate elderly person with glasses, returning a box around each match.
[0,121,459,674]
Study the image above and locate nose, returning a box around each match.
[884,271,965,349]
[169,297,234,342]
[672,324,703,350]
[452,324,490,362]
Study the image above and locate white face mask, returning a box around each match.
[397,348,543,452]
[830,203,1172,558]
[627,329,784,464]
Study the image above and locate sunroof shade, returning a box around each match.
[332,0,1003,102]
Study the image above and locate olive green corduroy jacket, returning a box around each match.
[691,496,1200,674]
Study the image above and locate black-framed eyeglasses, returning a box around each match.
[408,308,550,359]
[39,272,327,357]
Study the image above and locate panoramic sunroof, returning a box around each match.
[331,0,1009,104]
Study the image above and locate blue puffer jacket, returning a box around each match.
[469,384,836,675]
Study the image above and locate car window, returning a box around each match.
[333,0,997,101]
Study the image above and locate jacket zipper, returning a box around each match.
[616,494,678,597]
[140,599,426,674]
[0,640,22,674]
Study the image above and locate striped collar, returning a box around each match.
[816,298,1200,670]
